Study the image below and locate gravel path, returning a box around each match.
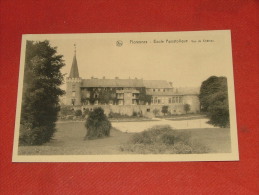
[112,118,215,133]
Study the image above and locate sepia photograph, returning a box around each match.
[12,30,239,162]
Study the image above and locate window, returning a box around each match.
[147,108,150,112]
[163,89,165,92]
[158,99,161,104]
[172,97,175,103]
[72,91,76,97]
[158,89,160,92]
[179,96,182,103]
[153,89,155,92]
[169,98,172,104]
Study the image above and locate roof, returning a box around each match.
[82,78,144,88]
[143,80,172,88]
[69,54,79,78]
[80,78,199,95]
[147,87,200,96]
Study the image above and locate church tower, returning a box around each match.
[66,44,82,106]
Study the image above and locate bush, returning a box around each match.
[19,123,56,145]
[132,111,138,117]
[85,107,111,139]
[82,108,90,117]
[60,105,74,116]
[130,125,178,145]
[108,112,130,118]
[121,125,209,154]
[75,109,82,116]
[161,106,169,115]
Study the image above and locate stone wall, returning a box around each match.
[182,95,200,113]
[76,96,200,118]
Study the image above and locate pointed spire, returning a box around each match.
[69,44,79,78]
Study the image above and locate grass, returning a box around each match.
[18,122,231,155]
[120,125,211,154]
[18,122,133,155]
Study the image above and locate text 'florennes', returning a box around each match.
[129,39,214,44]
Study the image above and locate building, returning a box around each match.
[65,50,200,116]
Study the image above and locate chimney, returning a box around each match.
[115,77,119,79]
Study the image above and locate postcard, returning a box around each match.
[12,30,239,162]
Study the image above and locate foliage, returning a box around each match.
[184,104,191,114]
[75,109,82,116]
[19,40,65,145]
[84,88,117,105]
[120,125,209,154]
[85,107,111,139]
[82,108,90,117]
[60,105,74,116]
[138,88,152,105]
[161,106,169,115]
[199,76,230,127]
[132,111,138,117]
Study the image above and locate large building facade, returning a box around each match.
[65,52,200,116]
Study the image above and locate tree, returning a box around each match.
[199,76,229,127]
[184,104,190,114]
[85,107,111,139]
[161,106,169,116]
[138,88,152,105]
[19,40,65,145]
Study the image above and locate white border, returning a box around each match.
[12,30,239,162]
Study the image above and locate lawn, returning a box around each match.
[18,121,231,155]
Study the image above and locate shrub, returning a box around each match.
[184,104,191,114]
[120,125,209,154]
[75,109,82,116]
[83,108,90,117]
[153,108,160,116]
[85,107,111,139]
[130,125,177,145]
[19,123,56,145]
[132,111,138,117]
[161,106,169,115]
[108,112,130,118]
[60,105,74,116]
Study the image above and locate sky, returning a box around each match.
[23,30,234,88]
